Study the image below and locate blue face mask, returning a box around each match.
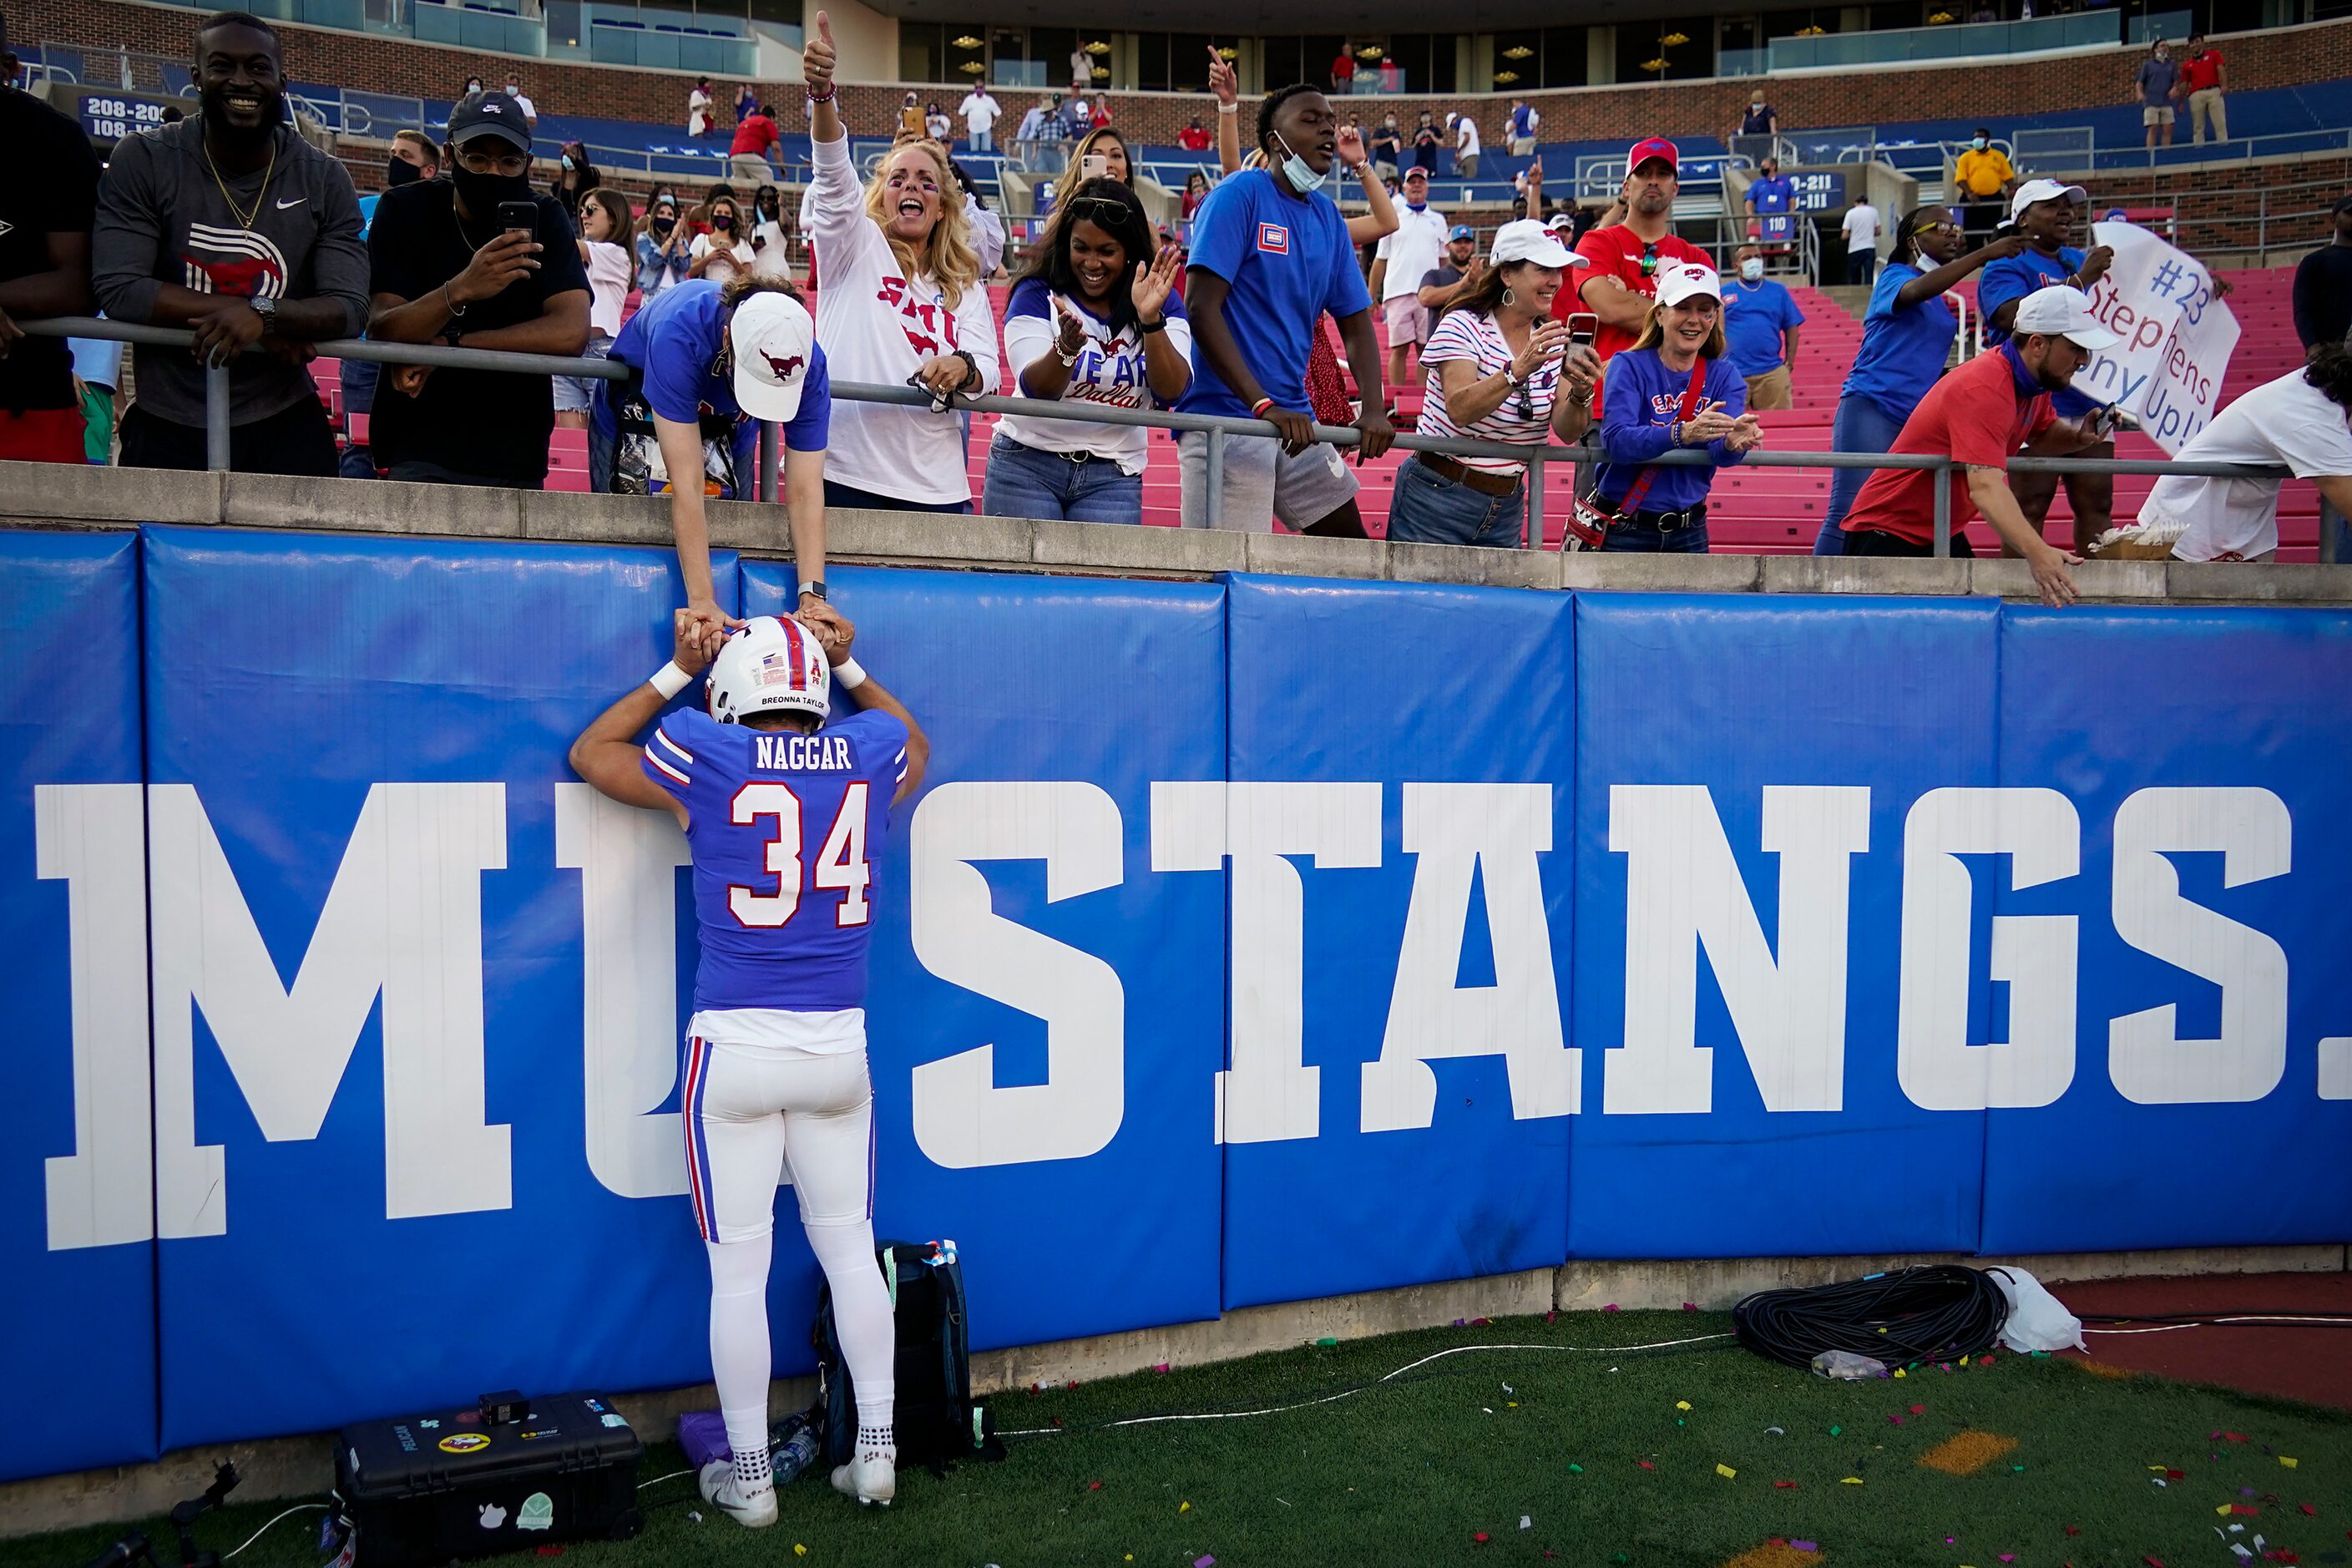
[1271,129,1330,196]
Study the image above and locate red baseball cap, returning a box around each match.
[1626,137,1680,174]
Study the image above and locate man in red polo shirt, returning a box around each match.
[2179,33,2228,144]
[1565,137,1710,414]
[1840,286,2122,607]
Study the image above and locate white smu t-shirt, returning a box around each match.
[1456,118,1480,156]
[807,129,1001,503]
[1417,307,1564,473]
[961,92,1000,135]
[996,276,1192,473]
[2145,368,2352,562]
[1843,203,1880,254]
[1374,205,1452,302]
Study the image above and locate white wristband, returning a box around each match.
[1216,101,1238,114]
[649,661,693,700]
[833,656,868,690]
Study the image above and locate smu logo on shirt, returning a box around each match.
[1647,390,1689,419]
[1257,222,1290,255]
[180,223,287,300]
[875,275,962,360]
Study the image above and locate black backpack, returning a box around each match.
[812,1238,1003,1471]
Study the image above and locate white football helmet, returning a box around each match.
[706,615,831,724]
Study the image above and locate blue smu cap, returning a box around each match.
[1449,224,1474,240]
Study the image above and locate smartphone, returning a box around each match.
[496,200,538,236]
[1565,312,1599,350]
[1081,152,1109,181]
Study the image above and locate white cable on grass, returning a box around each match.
[997,1332,1737,1439]
[2083,1314,2352,1335]
[639,1468,698,1490]
[223,1502,328,1559]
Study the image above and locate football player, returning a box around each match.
[569,608,927,1524]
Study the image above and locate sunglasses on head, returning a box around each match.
[1639,242,1661,277]
[1065,195,1131,230]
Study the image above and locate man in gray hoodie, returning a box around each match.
[93,9,368,473]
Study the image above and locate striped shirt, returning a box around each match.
[1416,309,1561,473]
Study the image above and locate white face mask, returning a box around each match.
[1739,258,1765,282]
[1751,100,1765,112]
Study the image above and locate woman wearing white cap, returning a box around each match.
[1580,261,1762,554]
[1388,219,1601,547]
[592,272,847,644]
[802,10,999,513]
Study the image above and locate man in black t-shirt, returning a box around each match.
[0,10,102,463]
[2292,194,2352,352]
[366,90,589,487]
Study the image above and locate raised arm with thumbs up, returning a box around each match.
[805,9,840,144]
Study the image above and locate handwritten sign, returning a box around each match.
[2071,221,2240,454]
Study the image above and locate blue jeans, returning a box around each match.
[1599,518,1711,553]
[1815,394,1908,555]
[971,127,993,152]
[1383,453,1527,546]
[979,433,1143,524]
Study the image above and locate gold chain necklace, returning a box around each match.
[201,130,278,231]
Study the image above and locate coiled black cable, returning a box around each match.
[1732,1264,2011,1370]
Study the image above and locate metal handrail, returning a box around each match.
[24,316,2294,559]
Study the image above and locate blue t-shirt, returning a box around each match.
[643,702,910,1013]
[1596,349,1750,515]
[1841,261,1960,420]
[1175,169,1371,420]
[1722,278,1803,377]
[1979,245,2097,417]
[607,278,833,448]
[1747,174,1795,213]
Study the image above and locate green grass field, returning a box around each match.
[11,1310,2347,1568]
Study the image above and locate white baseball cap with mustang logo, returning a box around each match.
[728,291,816,423]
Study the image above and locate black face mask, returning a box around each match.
[387,154,427,187]
[451,159,533,215]
[654,214,676,234]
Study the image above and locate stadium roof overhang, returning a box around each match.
[870,0,1662,33]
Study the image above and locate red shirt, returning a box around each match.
[1090,107,1112,128]
[1178,125,1210,151]
[1332,53,1356,80]
[2179,48,2223,93]
[1841,344,2055,546]
[1563,224,1711,360]
[729,113,778,157]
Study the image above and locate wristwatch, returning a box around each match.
[1137,316,1167,336]
[250,294,278,326]
[801,579,827,601]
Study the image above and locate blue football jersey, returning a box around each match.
[641,704,910,1013]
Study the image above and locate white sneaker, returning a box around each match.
[698,1459,779,1528]
[829,1451,896,1507]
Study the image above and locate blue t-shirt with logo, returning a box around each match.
[1722,278,1803,376]
[1979,245,2097,417]
[1748,174,1796,213]
[1841,261,1960,421]
[643,701,909,1014]
[1176,168,1371,421]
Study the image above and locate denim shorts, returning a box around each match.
[979,433,1144,524]
[553,334,612,414]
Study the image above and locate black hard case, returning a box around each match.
[333,1392,643,1567]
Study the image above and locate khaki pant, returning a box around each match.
[729,153,774,183]
[2188,88,2228,143]
[1743,365,1793,412]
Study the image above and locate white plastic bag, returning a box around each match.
[1986,1265,2084,1353]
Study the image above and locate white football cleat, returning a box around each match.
[698,1459,779,1528]
[829,1451,896,1507]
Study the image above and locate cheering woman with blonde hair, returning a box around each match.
[803,10,999,512]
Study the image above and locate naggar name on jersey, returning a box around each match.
[640,703,911,1013]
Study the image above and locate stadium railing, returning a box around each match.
[26,316,2296,559]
